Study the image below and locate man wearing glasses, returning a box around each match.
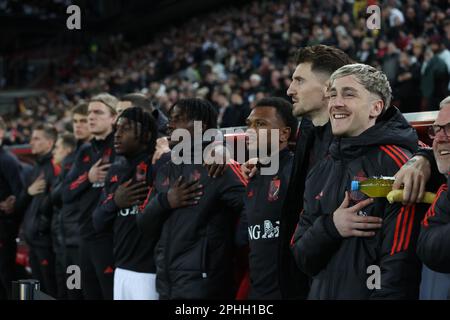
[417,96,450,297]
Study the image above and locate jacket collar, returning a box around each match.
[330,106,418,161]
[257,147,291,168]
[125,149,152,167]
[36,151,53,165]
[91,132,114,153]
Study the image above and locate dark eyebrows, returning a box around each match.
[246,117,268,125]
[254,118,268,123]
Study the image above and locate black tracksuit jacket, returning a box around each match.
[62,133,117,241]
[417,174,450,273]
[50,148,80,249]
[92,149,163,273]
[0,146,25,240]
[238,148,293,299]
[54,142,87,247]
[17,152,61,248]
[291,107,425,299]
[137,152,246,299]
[278,119,334,299]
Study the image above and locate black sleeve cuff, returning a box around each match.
[415,148,444,189]
[158,192,171,211]
[322,213,343,240]
[415,147,434,166]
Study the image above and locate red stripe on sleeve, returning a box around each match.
[387,145,408,163]
[422,210,430,227]
[422,188,440,227]
[379,146,403,168]
[290,223,299,247]
[228,162,248,187]
[403,205,416,251]
[51,159,62,176]
[395,206,410,253]
[235,270,250,300]
[422,184,448,226]
[139,187,154,212]
[69,172,88,190]
[102,193,114,205]
[390,207,405,255]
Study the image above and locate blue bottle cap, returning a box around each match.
[351,180,359,191]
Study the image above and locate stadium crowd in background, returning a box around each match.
[1,0,450,145]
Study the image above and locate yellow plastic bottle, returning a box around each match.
[351,176,436,204]
[351,176,396,197]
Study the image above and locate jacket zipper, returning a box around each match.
[200,236,208,279]
[329,138,347,298]
[331,139,348,212]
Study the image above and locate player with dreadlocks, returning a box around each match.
[119,93,168,137]
[92,106,163,300]
[137,98,247,299]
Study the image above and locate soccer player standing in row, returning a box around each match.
[0,117,25,299]
[58,103,91,300]
[62,93,118,299]
[278,45,354,298]
[241,46,353,298]
[292,64,423,299]
[17,123,60,297]
[238,97,298,299]
[137,98,247,299]
[51,132,77,299]
[93,107,162,300]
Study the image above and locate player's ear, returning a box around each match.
[279,126,291,143]
[369,99,384,119]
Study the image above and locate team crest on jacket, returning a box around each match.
[102,148,112,163]
[315,191,324,200]
[191,169,201,181]
[135,162,148,182]
[267,177,280,202]
[162,177,170,187]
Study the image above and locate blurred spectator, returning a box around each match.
[382,42,400,84]
[220,92,251,128]
[394,51,421,113]
[421,42,449,110]
[444,19,450,49]
[356,38,376,66]
[434,38,450,94]
[404,5,423,37]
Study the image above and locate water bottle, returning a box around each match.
[351,176,436,203]
[351,176,396,197]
